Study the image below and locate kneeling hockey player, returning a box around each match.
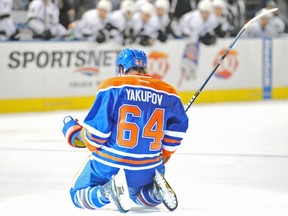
[62,48,189,213]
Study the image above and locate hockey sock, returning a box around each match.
[134,184,162,207]
[70,186,110,209]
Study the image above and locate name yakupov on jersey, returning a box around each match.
[81,74,189,186]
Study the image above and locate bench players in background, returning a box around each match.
[179,0,217,45]
[242,8,276,38]
[0,0,20,41]
[212,0,232,38]
[265,0,287,36]
[153,0,171,42]
[27,0,67,40]
[132,2,157,46]
[70,0,112,42]
[104,0,136,45]
[62,48,189,213]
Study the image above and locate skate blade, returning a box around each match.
[154,170,178,211]
[114,168,131,213]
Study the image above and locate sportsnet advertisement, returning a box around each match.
[0,39,287,112]
[0,42,121,99]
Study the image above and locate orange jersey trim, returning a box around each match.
[162,137,181,144]
[97,75,178,96]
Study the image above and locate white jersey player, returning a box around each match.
[132,2,159,46]
[266,1,286,36]
[0,0,19,40]
[179,0,218,44]
[150,0,170,42]
[106,0,136,45]
[72,0,112,42]
[243,8,276,38]
[27,0,67,40]
[212,0,231,37]
[135,0,155,11]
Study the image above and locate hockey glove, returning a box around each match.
[139,35,154,46]
[104,23,118,31]
[96,30,107,43]
[214,24,227,38]
[42,30,53,40]
[162,156,171,164]
[62,116,85,148]
[162,149,173,164]
[157,30,168,42]
[199,32,217,46]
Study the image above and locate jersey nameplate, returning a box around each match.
[126,89,163,105]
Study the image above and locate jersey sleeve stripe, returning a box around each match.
[162,142,180,151]
[164,130,186,138]
[84,137,103,149]
[86,130,107,144]
[162,137,181,144]
[83,124,111,138]
[81,129,103,149]
[162,145,178,152]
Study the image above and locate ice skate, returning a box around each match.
[103,168,131,213]
[153,169,178,211]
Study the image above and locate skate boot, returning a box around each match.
[153,169,178,211]
[102,168,131,213]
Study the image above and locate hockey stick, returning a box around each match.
[185,7,278,112]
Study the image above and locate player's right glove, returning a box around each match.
[162,149,173,164]
[62,116,85,148]
[162,156,171,164]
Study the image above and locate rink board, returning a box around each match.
[0,38,287,113]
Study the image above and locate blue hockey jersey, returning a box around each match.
[80,74,189,186]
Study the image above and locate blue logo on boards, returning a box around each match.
[262,37,272,99]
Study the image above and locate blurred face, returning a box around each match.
[260,17,270,28]
[156,7,166,17]
[141,12,151,23]
[124,11,133,20]
[214,7,223,17]
[200,10,210,21]
[98,8,108,20]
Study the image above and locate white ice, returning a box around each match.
[0,100,288,216]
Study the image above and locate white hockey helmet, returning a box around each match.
[121,0,136,13]
[266,0,277,7]
[97,0,112,12]
[155,0,170,12]
[197,0,213,13]
[212,0,226,9]
[140,2,155,15]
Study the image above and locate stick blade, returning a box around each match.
[244,8,278,29]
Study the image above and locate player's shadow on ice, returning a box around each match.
[129,206,163,213]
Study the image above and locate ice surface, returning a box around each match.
[0,100,288,216]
